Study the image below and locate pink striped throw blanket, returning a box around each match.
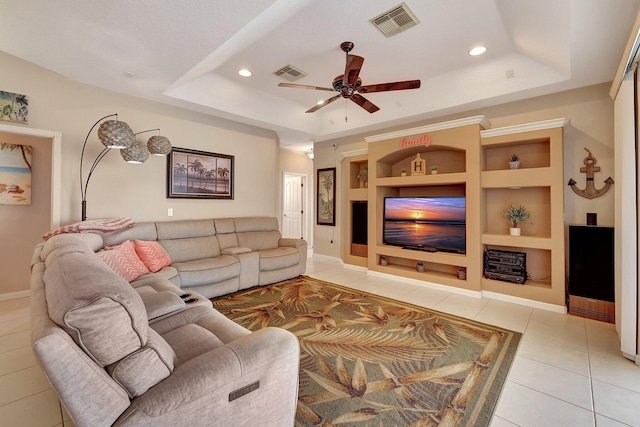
[43,218,134,240]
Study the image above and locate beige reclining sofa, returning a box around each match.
[30,217,305,426]
[103,216,307,298]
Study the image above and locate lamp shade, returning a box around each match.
[97,120,134,149]
[147,135,172,156]
[120,141,149,164]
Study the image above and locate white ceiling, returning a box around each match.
[1,0,639,152]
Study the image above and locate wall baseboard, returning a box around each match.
[0,290,30,301]
[367,270,483,299]
[482,290,567,314]
[311,254,343,264]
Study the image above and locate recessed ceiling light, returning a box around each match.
[317,100,325,105]
[469,46,487,56]
[238,69,252,77]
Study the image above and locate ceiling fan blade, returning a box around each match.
[278,83,334,92]
[350,93,379,113]
[358,79,421,93]
[305,94,342,113]
[344,55,364,88]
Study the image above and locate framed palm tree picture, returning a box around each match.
[167,147,234,199]
[317,167,336,226]
[0,143,32,205]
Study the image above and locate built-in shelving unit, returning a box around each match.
[365,116,488,293]
[339,117,569,310]
[341,152,369,267]
[480,118,569,306]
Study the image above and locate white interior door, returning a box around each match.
[283,174,303,239]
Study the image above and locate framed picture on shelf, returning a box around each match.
[317,167,336,226]
[167,147,234,199]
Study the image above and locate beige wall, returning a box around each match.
[314,83,615,259]
[0,51,318,295]
[0,51,283,228]
[0,132,52,294]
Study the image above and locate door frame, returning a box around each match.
[0,124,61,228]
[282,171,311,247]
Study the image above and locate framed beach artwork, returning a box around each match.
[0,143,32,205]
[167,147,234,199]
[316,167,336,226]
[0,91,29,124]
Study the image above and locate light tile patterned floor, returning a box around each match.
[2,257,639,426]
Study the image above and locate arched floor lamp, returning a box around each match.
[80,113,171,221]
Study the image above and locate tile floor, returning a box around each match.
[2,257,640,426]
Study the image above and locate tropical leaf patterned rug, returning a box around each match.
[212,276,521,426]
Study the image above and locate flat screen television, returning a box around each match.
[383,196,466,253]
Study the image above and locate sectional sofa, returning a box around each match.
[30,217,307,426]
[103,216,308,298]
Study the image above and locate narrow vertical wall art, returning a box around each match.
[0,143,32,205]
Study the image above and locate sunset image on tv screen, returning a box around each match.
[383,197,466,252]
[384,197,465,223]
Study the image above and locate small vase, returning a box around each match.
[401,172,407,177]
[509,161,521,169]
[431,170,437,175]
[509,227,521,236]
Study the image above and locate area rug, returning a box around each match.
[212,276,521,426]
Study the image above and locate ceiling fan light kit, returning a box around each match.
[278,41,421,114]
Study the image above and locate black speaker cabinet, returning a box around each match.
[351,201,368,257]
[568,225,614,322]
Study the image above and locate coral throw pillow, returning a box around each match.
[98,240,149,282]
[134,240,172,273]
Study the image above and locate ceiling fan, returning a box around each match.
[278,41,421,114]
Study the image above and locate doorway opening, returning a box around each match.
[283,172,310,245]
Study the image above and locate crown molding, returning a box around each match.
[364,115,491,143]
[480,118,570,138]
[337,148,368,162]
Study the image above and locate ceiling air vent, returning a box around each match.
[370,2,420,38]
[273,64,307,82]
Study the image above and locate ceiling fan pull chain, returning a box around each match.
[345,100,348,123]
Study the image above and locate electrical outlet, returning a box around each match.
[168,208,173,217]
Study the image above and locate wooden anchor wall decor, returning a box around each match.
[568,148,614,199]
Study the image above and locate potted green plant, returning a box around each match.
[401,168,407,177]
[503,204,530,236]
[431,166,438,175]
[509,154,521,169]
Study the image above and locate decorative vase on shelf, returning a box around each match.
[509,154,521,169]
[510,227,521,236]
[401,169,407,177]
[431,167,438,175]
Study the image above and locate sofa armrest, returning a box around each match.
[221,247,252,255]
[118,327,300,425]
[278,238,306,249]
[139,291,186,320]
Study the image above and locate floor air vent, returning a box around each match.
[370,2,420,38]
[273,65,307,82]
